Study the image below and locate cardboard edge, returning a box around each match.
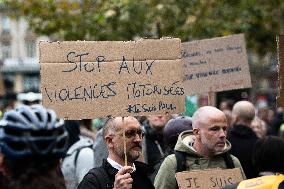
[39,38,181,63]
[276,35,284,107]
[183,33,245,45]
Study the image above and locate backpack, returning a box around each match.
[72,144,94,168]
[62,141,94,189]
[174,150,235,172]
[62,142,94,169]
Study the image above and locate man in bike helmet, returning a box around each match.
[0,105,69,189]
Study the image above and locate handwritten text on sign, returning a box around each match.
[40,39,184,119]
[176,168,243,189]
[182,34,251,95]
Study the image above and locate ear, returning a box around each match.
[232,115,240,124]
[193,128,200,139]
[104,135,114,148]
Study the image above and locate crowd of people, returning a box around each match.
[0,99,284,189]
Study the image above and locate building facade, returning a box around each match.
[0,4,48,96]
[0,4,279,110]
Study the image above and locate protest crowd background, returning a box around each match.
[0,1,284,189]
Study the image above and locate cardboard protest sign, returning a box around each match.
[277,35,284,107]
[182,34,251,95]
[39,39,184,119]
[176,168,244,189]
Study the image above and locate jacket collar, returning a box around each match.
[102,158,152,178]
[230,124,257,138]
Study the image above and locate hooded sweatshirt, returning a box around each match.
[154,131,245,189]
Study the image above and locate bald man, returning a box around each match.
[154,106,244,189]
[227,101,259,179]
[78,117,154,189]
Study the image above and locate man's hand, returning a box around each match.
[113,166,133,189]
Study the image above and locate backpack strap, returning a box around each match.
[74,144,93,168]
[89,167,113,189]
[222,152,235,169]
[174,151,187,189]
[174,150,187,173]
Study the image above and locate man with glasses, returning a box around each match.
[78,116,154,189]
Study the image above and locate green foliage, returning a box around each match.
[3,0,284,56]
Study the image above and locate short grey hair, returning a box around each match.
[232,101,255,122]
[103,116,140,139]
[192,106,225,129]
[103,117,120,139]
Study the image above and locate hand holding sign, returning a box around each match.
[114,166,133,189]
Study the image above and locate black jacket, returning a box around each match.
[77,159,154,189]
[143,123,165,168]
[227,124,259,179]
[269,112,284,135]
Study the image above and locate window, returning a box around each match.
[23,74,40,92]
[25,40,36,58]
[2,42,11,59]
[2,16,10,32]
[3,74,14,90]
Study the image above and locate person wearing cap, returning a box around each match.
[0,105,69,189]
[154,106,245,189]
[163,116,193,155]
[78,116,154,189]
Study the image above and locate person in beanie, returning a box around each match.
[149,116,193,183]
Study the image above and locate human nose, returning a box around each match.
[133,132,142,141]
[219,129,226,138]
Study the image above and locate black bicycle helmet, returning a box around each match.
[163,116,192,146]
[0,105,68,159]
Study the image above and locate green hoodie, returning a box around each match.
[154,131,245,189]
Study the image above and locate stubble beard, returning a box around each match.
[201,136,217,155]
[128,149,141,161]
[113,145,141,162]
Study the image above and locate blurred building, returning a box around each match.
[0,3,279,111]
[0,3,48,96]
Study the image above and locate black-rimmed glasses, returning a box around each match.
[119,129,145,139]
